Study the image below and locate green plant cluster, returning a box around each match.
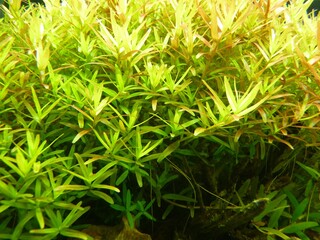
[0,0,320,239]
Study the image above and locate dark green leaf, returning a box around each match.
[281,222,318,234]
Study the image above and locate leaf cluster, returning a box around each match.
[0,0,320,239]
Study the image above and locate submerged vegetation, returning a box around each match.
[0,0,320,239]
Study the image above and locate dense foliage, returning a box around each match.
[0,0,320,239]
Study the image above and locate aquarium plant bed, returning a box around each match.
[0,0,320,239]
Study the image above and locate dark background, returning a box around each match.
[308,0,320,15]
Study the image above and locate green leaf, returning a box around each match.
[292,198,309,222]
[281,222,318,234]
[296,230,311,240]
[162,194,196,203]
[44,208,62,227]
[237,81,262,113]
[304,179,313,197]
[35,207,45,229]
[135,171,143,187]
[125,189,132,210]
[16,149,30,177]
[2,156,25,178]
[55,185,89,191]
[157,141,180,163]
[41,98,61,120]
[268,200,287,228]
[224,78,237,113]
[237,89,272,117]
[60,229,93,240]
[115,64,125,92]
[254,194,287,222]
[139,139,163,159]
[259,227,290,239]
[194,127,206,136]
[90,190,114,204]
[53,201,85,210]
[62,203,89,227]
[162,205,174,220]
[0,235,13,239]
[12,211,35,240]
[128,102,141,130]
[91,184,120,192]
[144,199,155,211]
[30,228,59,234]
[202,80,230,118]
[284,189,299,209]
[197,100,210,126]
[116,170,129,186]
[92,162,118,184]
[0,205,10,214]
[74,153,90,181]
[0,36,14,65]
[31,86,42,118]
[111,204,126,211]
[0,179,18,199]
[72,129,91,144]
[126,212,135,228]
[297,161,320,180]
[142,211,156,221]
